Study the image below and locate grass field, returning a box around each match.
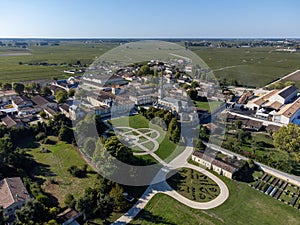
[27,137,98,206]
[194,100,223,112]
[0,42,116,82]
[131,171,300,225]
[167,168,220,202]
[191,47,300,88]
[1,42,300,89]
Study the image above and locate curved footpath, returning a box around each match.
[111,136,229,225]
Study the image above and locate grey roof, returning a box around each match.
[193,151,241,173]
[12,96,32,106]
[59,103,70,112]
[278,85,298,98]
[31,95,55,106]
[2,115,23,128]
[0,177,31,209]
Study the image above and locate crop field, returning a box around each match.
[191,46,300,88]
[1,41,300,89]
[0,41,116,83]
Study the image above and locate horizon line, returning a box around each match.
[0,36,300,40]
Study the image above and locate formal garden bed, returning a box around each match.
[167,168,220,202]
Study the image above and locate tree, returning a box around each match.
[168,118,180,143]
[234,120,243,129]
[163,111,173,127]
[55,90,68,103]
[15,200,48,224]
[58,125,74,143]
[187,89,198,100]
[41,86,52,96]
[182,83,190,90]
[64,194,76,208]
[109,184,126,212]
[12,82,25,95]
[137,65,150,76]
[2,83,12,90]
[24,83,33,95]
[190,81,200,89]
[68,89,76,97]
[39,111,47,119]
[273,124,300,153]
[0,206,5,225]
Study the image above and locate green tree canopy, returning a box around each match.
[55,90,68,103]
[137,65,150,76]
[2,83,12,90]
[12,82,25,95]
[273,124,300,153]
[41,86,52,96]
[187,89,198,100]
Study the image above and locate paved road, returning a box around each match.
[111,137,229,225]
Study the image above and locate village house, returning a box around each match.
[191,151,241,179]
[44,106,59,118]
[11,96,33,110]
[1,115,24,128]
[49,84,66,95]
[94,105,111,118]
[0,90,17,103]
[59,103,71,118]
[31,95,57,109]
[87,91,116,107]
[57,208,82,225]
[0,177,31,217]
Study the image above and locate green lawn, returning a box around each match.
[131,171,300,225]
[193,100,223,112]
[111,114,150,129]
[111,114,185,162]
[191,46,300,88]
[27,137,98,206]
[167,168,220,202]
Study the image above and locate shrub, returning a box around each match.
[35,132,46,141]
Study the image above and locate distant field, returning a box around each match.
[1,42,300,88]
[191,47,300,88]
[0,41,116,83]
[131,171,300,225]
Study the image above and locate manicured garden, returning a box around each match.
[131,170,300,225]
[167,168,220,202]
[111,114,185,162]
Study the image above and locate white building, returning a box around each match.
[269,85,298,104]
[273,98,300,125]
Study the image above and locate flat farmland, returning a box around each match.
[191,47,300,88]
[0,41,116,82]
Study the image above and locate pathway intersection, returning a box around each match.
[111,126,229,225]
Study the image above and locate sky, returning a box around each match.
[0,0,299,38]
